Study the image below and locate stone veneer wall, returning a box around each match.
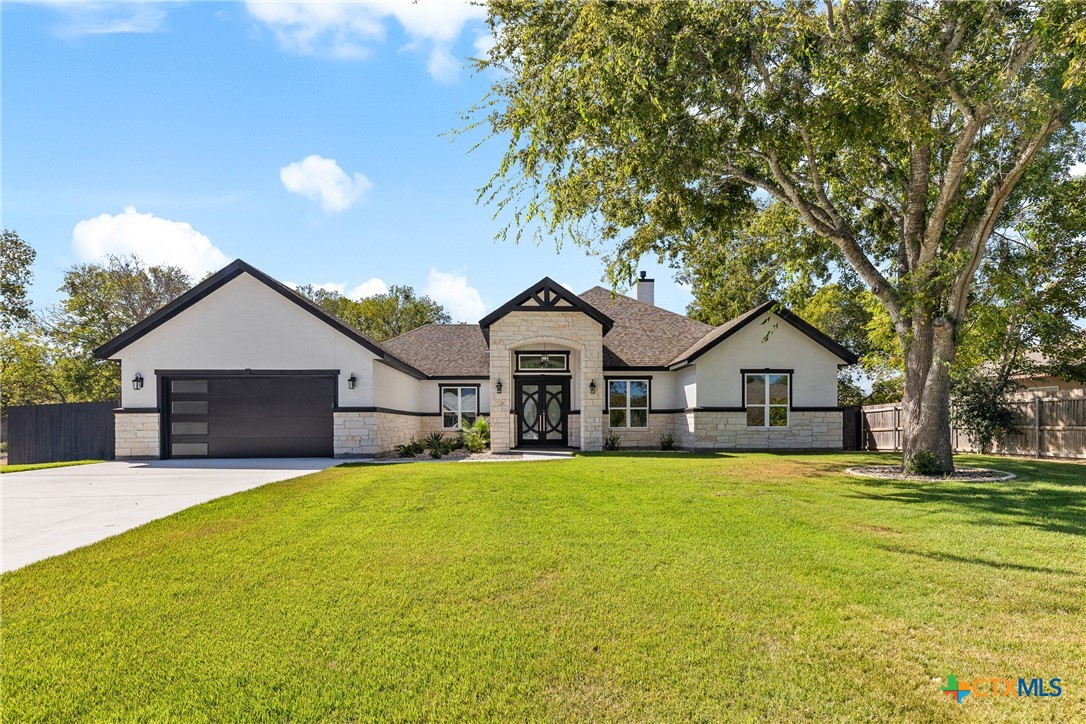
[599,409,841,450]
[334,411,379,457]
[115,412,160,459]
[487,311,605,453]
[604,412,682,448]
[687,410,842,449]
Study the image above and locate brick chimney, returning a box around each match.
[634,270,655,306]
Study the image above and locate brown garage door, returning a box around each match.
[164,374,334,458]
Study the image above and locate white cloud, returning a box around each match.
[424,268,486,322]
[284,278,388,299]
[279,155,372,212]
[348,278,388,299]
[71,206,229,277]
[1071,162,1086,177]
[245,0,486,81]
[22,1,172,35]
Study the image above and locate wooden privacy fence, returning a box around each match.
[6,401,117,465]
[861,394,1086,459]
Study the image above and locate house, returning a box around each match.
[94,260,858,459]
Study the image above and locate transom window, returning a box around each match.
[608,379,649,428]
[516,352,569,372]
[441,386,478,429]
[745,373,789,428]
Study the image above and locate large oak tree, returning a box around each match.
[477,0,1086,471]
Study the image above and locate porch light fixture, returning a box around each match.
[496,379,503,394]
[132,373,144,391]
[347,373,357,389]
[589,379,597,394]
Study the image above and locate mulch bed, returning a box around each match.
[845,465,1016,482]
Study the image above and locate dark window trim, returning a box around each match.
[741,369,793,428]
[428,375,489,381]
[604,377,651,428]
[439,383,482,430]
[515,350,570,372]
[114,407,159,414]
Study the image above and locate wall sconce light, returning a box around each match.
[496,379,503,394]
[589,379,597,394]
[132,373,144,391]
[347,373,357,389]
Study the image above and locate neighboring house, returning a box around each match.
[1010,351,1086,396]
[94,260,857,459]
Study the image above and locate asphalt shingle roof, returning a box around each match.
[577,287,714,368]
[382,323,490,377]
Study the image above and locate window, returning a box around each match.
[441,386,478,429]
[745,373,789,427]
[1030,386,1059,396]
[516,352,568,372]
[608,379,649,428]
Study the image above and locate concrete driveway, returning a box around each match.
[1,458,338,573]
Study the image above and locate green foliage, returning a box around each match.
[659,433,674,451]
[36,255,193,403]
[425,432,447,458]
[295,284,451,341]
[395,439,425,458]
[903,449,942,477]
[603,433,621,451]
[1,229,36,327]
[0,330,65,411]
[950,377,1019,454]
[462,417,491,453]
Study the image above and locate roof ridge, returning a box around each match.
[579,285,712,328]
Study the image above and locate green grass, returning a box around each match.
[1,459,103,474]
[3,453,1083,721]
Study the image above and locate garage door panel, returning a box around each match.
[208,436,332,458]
[207,416,331,438]
[207,397,334,418]
[166,374,334,458]
[210,377,333,398]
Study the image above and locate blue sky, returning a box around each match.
[3,1,692,322]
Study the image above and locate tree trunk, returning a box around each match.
[900,314,957,473]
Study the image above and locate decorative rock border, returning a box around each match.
[845,465,1015,482]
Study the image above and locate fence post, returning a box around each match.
[1034,395,1042,458]
[894,405,901,451]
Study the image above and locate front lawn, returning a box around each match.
[1,459,103,474]
[3,453,1083,720]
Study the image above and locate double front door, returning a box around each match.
[516,378,569,447]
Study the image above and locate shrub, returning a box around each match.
[394,438,424,457]
[659,433,674,451]
[904,448,941,476]
[425,431,445,451]
[603,433,621,451]
[950,376,1018,453]
[462,417,491,453]
[446,434,465,452]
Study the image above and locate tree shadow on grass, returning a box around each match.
[876,543,1077,575]
[849,459,1086,537]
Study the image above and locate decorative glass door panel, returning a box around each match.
[516,378,568,446]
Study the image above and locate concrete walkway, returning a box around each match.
[1,458,338,573]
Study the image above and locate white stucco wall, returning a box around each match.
[112,273,382,409]
[689,312,843,408]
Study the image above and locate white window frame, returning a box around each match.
[744,372,790,428]
[607,379,650,429]
[440,385,479,430]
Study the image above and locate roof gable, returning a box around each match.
[670,301,859,367]
[92,259,425,378]
[478,277,614,342]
